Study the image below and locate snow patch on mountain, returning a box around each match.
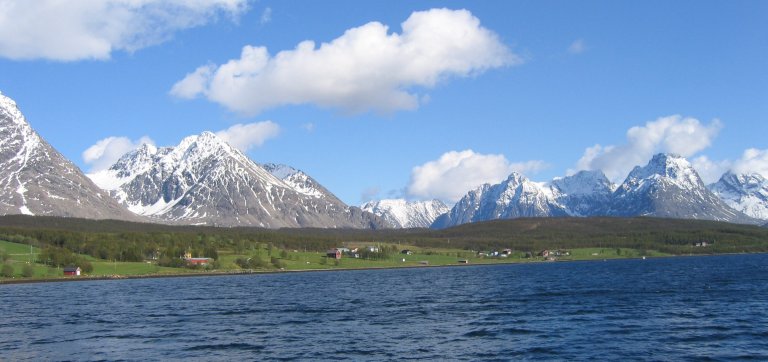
[261,163,328,199]
[361,199,449,228]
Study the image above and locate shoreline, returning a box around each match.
[1,252,754,286]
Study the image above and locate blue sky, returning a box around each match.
[1,0,767,205]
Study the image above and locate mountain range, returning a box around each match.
[433,153,758,228]
[1,91,766,229]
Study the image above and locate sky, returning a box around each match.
[1,0,767,206]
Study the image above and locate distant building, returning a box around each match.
[326,249,342,260]
[63,266,81,276]
[400,250,413,255]
[185,258,211,266]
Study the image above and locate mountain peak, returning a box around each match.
[625,153,701,190]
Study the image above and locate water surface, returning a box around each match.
[2,254,768,360]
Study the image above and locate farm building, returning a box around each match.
[326,249,342,260]
[63,266,81,276]
[185,258,211,266]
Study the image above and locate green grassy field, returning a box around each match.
[0,237,705,282]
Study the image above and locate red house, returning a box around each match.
[63,266,81,276]
[326,249,341,260]
[185,258,211,266]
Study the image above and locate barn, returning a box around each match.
[63,266,81,276]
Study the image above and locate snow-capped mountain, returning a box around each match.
[88,132,388,228]
[709,172,768,221]
[551,170,615,216]
[0,91,141,220]
[361,199,449,228]
[606,153,753,223]
[432,154,757,229]
[432,172,571,229]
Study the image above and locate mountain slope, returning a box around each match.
[361,199,449,228]
[0,91,142,220]
[607,153,753,223]
[709,172,768,221]
[89,134,388,228]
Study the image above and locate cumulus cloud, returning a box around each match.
[407,150,547,203]
[215,121,280,152]
[568,39,586,54]
[171,8,519,115]
[733,148,768,178]
[83,136,154,172]
[574,115,723,182]
[0,0,247,61]
[691,156,732,184]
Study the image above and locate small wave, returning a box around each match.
[186,342,265,352]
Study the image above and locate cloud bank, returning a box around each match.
[407,150,547,203]
[171,8,519,115]
[0,0,247,61]
[574,115,723,182]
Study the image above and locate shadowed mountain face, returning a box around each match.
[88,134,390,229]
[0,92,143,221]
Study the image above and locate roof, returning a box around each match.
[63,266,80,272]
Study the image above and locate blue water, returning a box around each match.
[2,254,768,361]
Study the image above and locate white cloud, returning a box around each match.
[691,156,731,184]
[82,136,154,172]
[260,7,272,24]
[215,121,280,152]
[733,148,768,178]
[170,64,216,99]
[568,39,586,54]
[0,0,247,61]
[574,115,723,182]
[691,148,768,183]
[407,150,547,203]
[171,8,519,115]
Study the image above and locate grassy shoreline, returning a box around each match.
[4,250,752,286]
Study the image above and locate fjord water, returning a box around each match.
[2,254,767,360]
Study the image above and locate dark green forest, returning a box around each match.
[1,215,767,269]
